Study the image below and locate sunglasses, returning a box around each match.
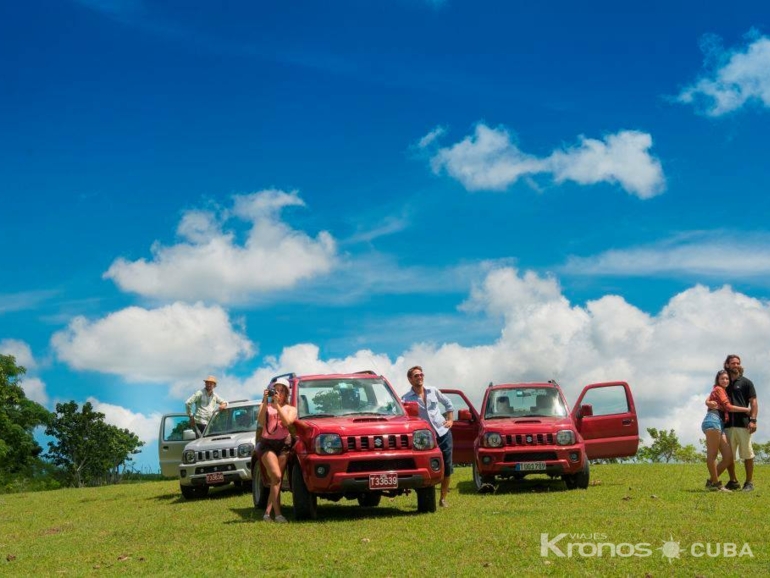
[411,373,425,378]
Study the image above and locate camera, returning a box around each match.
[266,385,276,403]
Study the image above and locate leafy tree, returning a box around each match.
[674,443,703,463]
[0,354,51,475]
[637,428,681,463]
[45,401,144,487]
[752,440,770,464]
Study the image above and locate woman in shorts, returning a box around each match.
[257,378,297,522]
[702,369,750,491]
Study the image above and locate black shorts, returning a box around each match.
[260,438,290,456]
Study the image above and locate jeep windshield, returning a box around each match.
[483,387,568,419]
[297,378,404,418]
[203,404,259,436]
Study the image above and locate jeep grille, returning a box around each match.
[195,448,236,462]
[346,434,410,451]
[503,451,558,462]
[347,458,416,473]
[505,433,554,446]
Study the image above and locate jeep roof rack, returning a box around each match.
[353,370,377,375]
[269,372,296,383]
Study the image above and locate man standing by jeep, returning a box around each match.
[186,375,228,435]
[403,365,454,507]
[722,355,758,491]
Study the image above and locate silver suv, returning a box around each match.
[159,400,260,499]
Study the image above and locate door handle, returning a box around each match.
[622,419,632,426]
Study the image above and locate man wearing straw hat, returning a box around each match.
[186,375,228,435]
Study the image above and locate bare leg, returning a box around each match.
[441,475,451,501]
[745,458,754,483]
[262,451,284,518]
[705,430,721,483]
[716,433,733,478]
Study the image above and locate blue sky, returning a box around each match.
[3,0,770,471]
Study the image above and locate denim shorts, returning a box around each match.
[436,431,454,477]
[701,410,724,433]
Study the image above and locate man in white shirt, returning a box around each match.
[186,375,227,434]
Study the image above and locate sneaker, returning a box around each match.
[725,480,741,491]
[705,479,713,489]
[707,481,723,492]
[274,515,288,523]
[263,514,272,522]
[742,481,755,492]
[439,498,448,508]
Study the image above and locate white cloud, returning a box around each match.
[561,233,770,280]
[417,125,447,148]
[87,397,161,444]
[0,339,49,403]
[546,131,665,199]
[428,124,544,191]
[104,189,337,303]
[222,266,769,449]
[0,338,36,369]
[424,123,665,198]
[51,302,254,382]
[678,33,770,116]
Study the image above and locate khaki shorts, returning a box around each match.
[725,427,755,461]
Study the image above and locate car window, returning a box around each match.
[298,378,403,418]
[442,391,470,415]
[580,385,630,416]
[484,387,567,418]
[205,405,259,435]
[163,415,191,441]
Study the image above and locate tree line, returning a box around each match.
[0,354,144,493]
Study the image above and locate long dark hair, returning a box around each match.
[714,369,729,386]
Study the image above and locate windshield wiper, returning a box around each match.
[302,413,336,419]
[484,415,514,420]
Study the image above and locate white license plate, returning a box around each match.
[515,462,546,471]
[206,472,225,484]
[369,472,398,490]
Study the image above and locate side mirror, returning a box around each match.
[183,429,197,441]
[579,404,593,418]
[403,401,420,418]
[457,409,473,422]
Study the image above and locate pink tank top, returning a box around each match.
[262,406,290,440]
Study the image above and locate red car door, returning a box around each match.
[571,382,639,460]
[441,389,480,465]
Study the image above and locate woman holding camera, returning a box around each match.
[257,377,297,522]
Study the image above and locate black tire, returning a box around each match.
[357,493,382,507]
[292,462,317,520]
[575,460,590,489]
[252,463,269,510]
[562,474,578,490]
[181,484,208,499]
[180,484,197,499]
[416,485,436,513]
[472,461,494,492]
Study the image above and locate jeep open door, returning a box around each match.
[158,413,197,477]
[441,389,479,465]
[571,382,639,460]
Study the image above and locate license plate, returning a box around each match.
[369,472,398,490]
[206,472,225,484]
[515,462,546,471]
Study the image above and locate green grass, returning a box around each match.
[0,464,766,576]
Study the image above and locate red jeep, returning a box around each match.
[444,381,638,491]
[251,371,445,519]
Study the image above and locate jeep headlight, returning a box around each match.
[413,429,435,450]
[556,430,576,445]
[238,443,255,457]
[315,433,343,455]
[182,450,196,464]
[484,432,503,448]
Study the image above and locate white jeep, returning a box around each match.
[159,400,260,499]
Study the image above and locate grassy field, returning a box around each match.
[0,464,765,577]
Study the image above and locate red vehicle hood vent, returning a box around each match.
[514,419,542,424]
[352,417,387,423]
